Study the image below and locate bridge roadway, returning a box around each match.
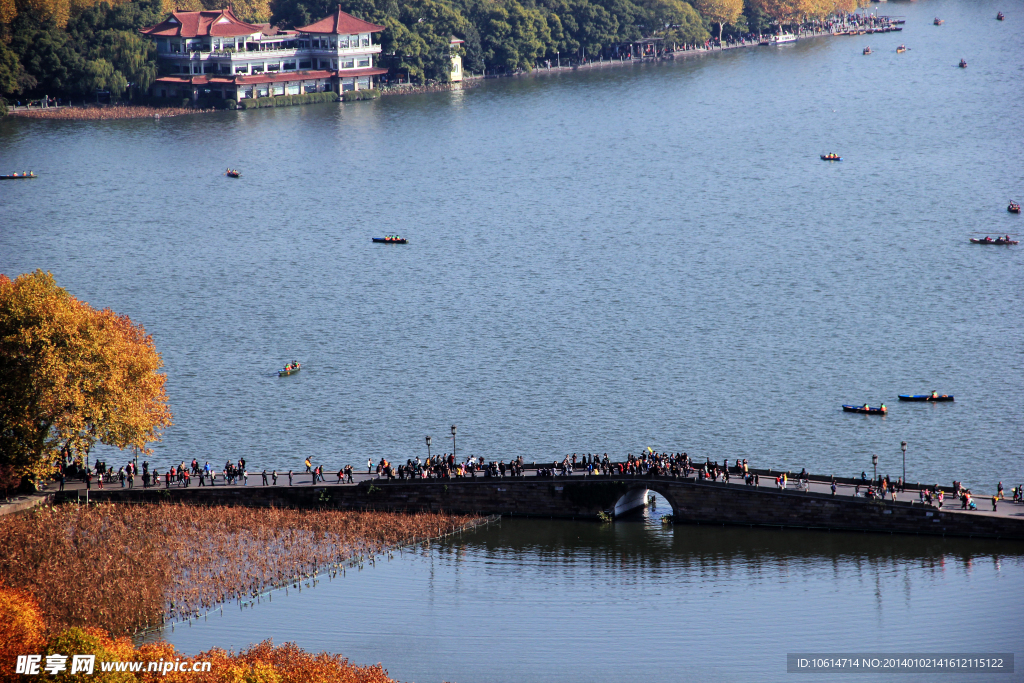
[50,467,1024,541]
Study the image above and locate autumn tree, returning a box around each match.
[691,0,741,40]
[0,271,171,485]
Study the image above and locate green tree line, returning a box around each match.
[0,0,859,107]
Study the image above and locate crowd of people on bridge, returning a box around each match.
[46,448,1021,516]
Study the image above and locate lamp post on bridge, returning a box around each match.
[426,435,432,463]
[872,453,878,482]
[901,441,907,483]
[451,424,457,462]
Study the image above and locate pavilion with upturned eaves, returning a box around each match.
[141,5,387,101]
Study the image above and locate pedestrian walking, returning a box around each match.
[998,482,1004,500]
[305,458,312,474]
[368,458,373,474]
[262,470,268,486]
[272,470,278,485]
[992,496,997,511]
[288,470,293,486]
[831,481,836,496]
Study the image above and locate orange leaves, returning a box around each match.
[0,271,171,481]
[0,584,46,680]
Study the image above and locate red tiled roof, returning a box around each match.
[141,9,262,38]
[296,5,384,34]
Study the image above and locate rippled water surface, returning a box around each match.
[2,0,1022,487]
[156,515,1024,683]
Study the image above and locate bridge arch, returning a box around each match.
[611,481,679,518]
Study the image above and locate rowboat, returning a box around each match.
[279,362,300,376]
[843,405,887,414]
[898,394,954,402]
[933,17,944,25]
[996,12,1004,20]
[1,172,37,180]
[896,45,906,53]
[1008,203,1021,214]
[372,236,407,244]
[821,154,842,161]
[226,169,240,178]
[970,238,1018,245]
[863,46,872,54]
[958,59,967,68]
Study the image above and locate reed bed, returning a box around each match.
[9,105,211,120]
[0,504,482,636]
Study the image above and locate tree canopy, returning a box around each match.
[0,271,172,482]
[0,0,857,101]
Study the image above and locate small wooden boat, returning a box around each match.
[996,12,1004,20]
[896,45,906,53]
[1008,202,1021,214]
[821,154,842,161]
[843,405,887,414]
[279,362,301,376]
[933,17,944,25]
[1,172,37,180]
[970,237,1019,245]
[899,394,954,402]
[958,59,967,68]
[863,46,872,54]
[226,169,240,178]
[372,236,408,244]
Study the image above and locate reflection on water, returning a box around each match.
[158,518,1024,683]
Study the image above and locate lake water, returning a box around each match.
[156,513,1024,683]
[3,0,1024,679]
[1,0,1021,489]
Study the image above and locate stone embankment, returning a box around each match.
[54,474,1024,541]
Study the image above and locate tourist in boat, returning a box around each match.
[880,404,886,413]
[931,390,939,399]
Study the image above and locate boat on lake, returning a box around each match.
[959,59,967,68]
[1008,201,1020,213]
[771,33,797,44]
[970,237,1018,245]
[372,236,408,244]
[996,12,1004,20]
[843,404,887,414]
[1,172,37,180]
[821,154,842,161]
[226,169,240,178]
[934,17,944,25]
[898,393,954,402]
[863,46,872,54]
[279,361,300,376]
[896,45,906,53]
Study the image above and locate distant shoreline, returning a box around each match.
[5,19,900,120]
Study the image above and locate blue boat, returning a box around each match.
[898,394,953,402]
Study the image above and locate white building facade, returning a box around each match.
[142,6,387,101]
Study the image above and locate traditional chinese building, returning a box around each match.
[141,5,387,101]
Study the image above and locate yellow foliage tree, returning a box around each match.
[747,0,800,28]
[0,271,172,483]
[692,0,742,40]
